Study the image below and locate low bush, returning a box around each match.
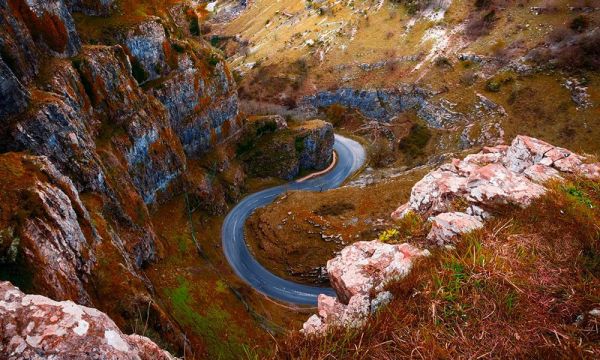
[398,123,432,159]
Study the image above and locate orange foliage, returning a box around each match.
[8,0,69,53]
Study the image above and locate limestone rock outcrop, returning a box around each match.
[0,58,30,119]
[0,154,99,305]
[0,281,175,360]
[302,241,429,334]
[4,0,81,58]
[301,86,462,127]
[0,0,243,355]
[239,119,334,180]
[392,135,600,244]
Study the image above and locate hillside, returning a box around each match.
[0,0,599,359]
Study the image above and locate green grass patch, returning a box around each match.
[166,277,247,359]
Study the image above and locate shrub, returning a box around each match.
[485,80,501,92]
[207,54,220,67]
[533,28,600,71]
[398,123,432,158]
[189,18,200,36]
[460,70,478,86]
[324,104,347,127]
[378,228,400,243]
[369,139,395,168]
[389,0,432,15]
[570,15,589,33]
[434,56,452,68]
[465,10,497,39]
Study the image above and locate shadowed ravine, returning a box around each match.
[221,134,366,305]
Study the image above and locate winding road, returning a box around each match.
[221,134,366,305]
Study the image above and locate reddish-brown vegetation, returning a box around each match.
[273,178,600,359]
[8,0,69,53]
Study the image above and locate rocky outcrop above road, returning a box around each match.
[121,17,240,157]
[239,118,334,180]
[302,241,429,334]
[392,135,600,244]
[301,85,462,128]
[0,281,175,360]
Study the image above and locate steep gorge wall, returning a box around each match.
[0,0,241,355]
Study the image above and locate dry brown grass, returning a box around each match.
[245,170,428,285]
[271,177,600,359]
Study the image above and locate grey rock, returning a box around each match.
[300,86,462,128]
[68,0,115,16]
[0,58,30,119]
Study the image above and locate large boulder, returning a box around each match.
[302,241,429,334]
[392,135,600,244]
[0,281,175,360]
[327,241,430,304]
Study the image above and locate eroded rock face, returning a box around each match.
[0,0,243,354]
[0,281,175,360]
[240,119,334,180]
[301,86,462,128]
[392,135,600,244]
[302,241,429,334]
[0,58,30,119]
[68,0,114,16]
[6,0,81,57]
[297,120,335,171]
[151,51,240,157]
[0,154,98,304]
[125,19,169,82]
[74,45,187,204]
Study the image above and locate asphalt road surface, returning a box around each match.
[221,134,366,305]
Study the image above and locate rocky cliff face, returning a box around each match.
[0,154,98,305]
[238,117,334,180]
[0,281,175,360]
[0,0,243,356]
[301,86,462,128]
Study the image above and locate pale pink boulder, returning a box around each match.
[327,241,430,304]
[393,135,600,224]
[302,241,429,334]
[427,212,484,245]
[0,282,175,360]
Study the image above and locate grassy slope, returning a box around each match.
[274,177,600,358]
[245,168,429,284]
[214,0,600,158]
